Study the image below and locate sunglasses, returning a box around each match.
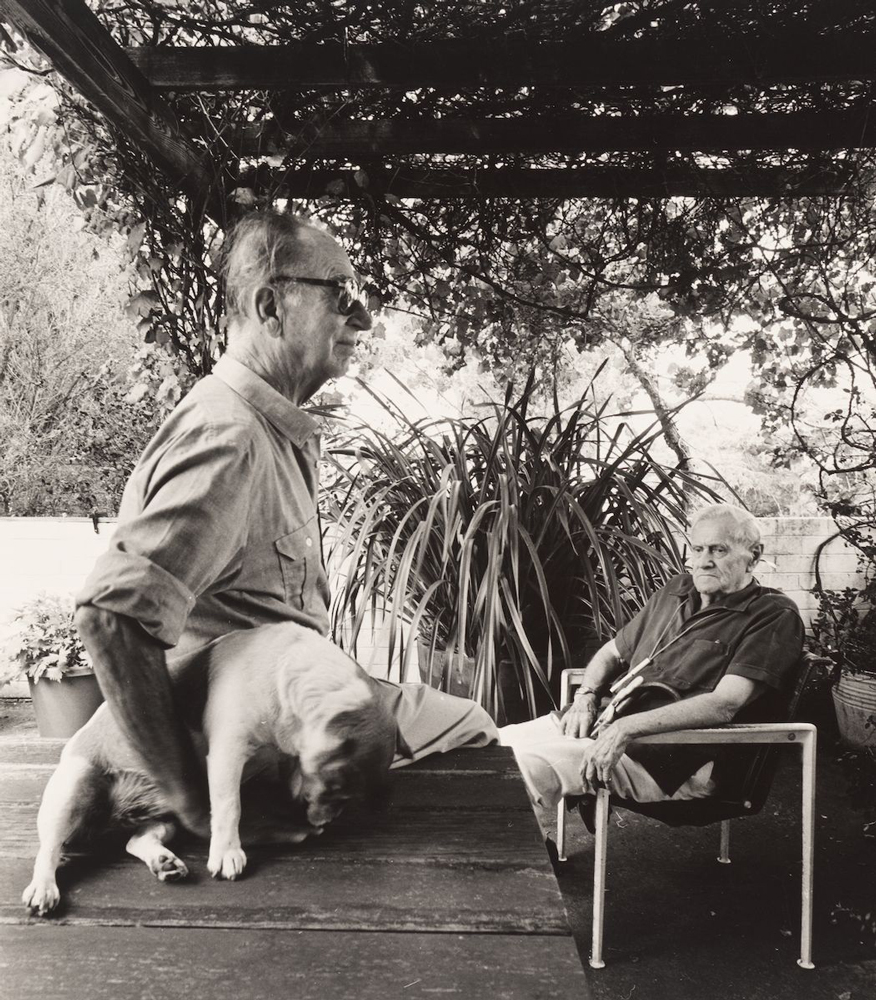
[270,274,370,316]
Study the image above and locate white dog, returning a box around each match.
[23,622,401,916]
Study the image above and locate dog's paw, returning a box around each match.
[149,850,189,882]
[207,846,247,880]
[22,878,60,917]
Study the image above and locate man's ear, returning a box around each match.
[253,284,283,337]
[749,543,764,569]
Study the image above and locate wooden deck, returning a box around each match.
[0,738,589,999]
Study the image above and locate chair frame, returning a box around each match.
[555,667,817,970]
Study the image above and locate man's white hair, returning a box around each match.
[689,503,761,549]
[219,209,316,321]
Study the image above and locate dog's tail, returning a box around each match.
[106,771,172,830]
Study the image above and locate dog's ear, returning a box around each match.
[395,725,414,761]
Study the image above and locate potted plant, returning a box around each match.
[324,376,722,722]
[0,593,104,738]
[810,580,876,749]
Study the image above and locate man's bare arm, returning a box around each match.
[560,639,627,738]
[74,605,209,836]
[581,674,764,785]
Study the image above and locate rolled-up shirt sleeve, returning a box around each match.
[77,423,254,647]
[725,603,804,690]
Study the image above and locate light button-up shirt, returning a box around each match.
[78,356,331,659]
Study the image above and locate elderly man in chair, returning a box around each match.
[499,503,805,818]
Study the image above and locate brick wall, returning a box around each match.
[754,516,865,625]
[0,515,866,697]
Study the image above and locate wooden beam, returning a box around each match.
[261,166,853,200]
[238,110,876,157]
[0,0,221,218]
[127,37,876,91]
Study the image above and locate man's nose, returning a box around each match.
[347,300,372,331]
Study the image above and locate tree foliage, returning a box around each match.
[0,135,187,516]
[1,2,875,525]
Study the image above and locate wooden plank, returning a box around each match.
[0,738,518,771]
[238,110,876,157]
[126,37,876,91]
[0,925,592,1000]
[267,166,852,199]
[0,766,532,809]
[393,744,520,773]
[0,737,64,766]
[0,745,554,903]
[0,0,220,215]
[0,799,544,862]
[0,853,567,932]
[0,744,585,995]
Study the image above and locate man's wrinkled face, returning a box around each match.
[277,228,372,392]
[688,517,759,599]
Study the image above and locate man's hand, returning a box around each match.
[580,719,631,787]
[560,691,599,738]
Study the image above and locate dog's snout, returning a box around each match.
[306,798,344,827]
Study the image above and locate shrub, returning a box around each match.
[0,593,92,685]
[324,376,723,719]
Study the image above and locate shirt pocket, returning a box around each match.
[275,522,318,610]
[660,637,730,693]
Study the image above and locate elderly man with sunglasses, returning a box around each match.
[74,210,497,834]
[499,504,804,818]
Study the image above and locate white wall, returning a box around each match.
[0,518,116,695]
[755,516,864,625]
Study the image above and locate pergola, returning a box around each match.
[2,0,876,231]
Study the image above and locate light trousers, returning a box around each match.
[499,713,715,811]
[374,680,501,767]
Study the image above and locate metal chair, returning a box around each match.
[555,653,820,970]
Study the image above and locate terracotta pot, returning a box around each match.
[28,671,104,738]
[831,672,876,748]
[417,642,475,700]
[416,642,532,725]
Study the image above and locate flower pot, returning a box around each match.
[831,672,876,748]
[416,642,533,725]
[28,672,104,738]
[417,642,475,700]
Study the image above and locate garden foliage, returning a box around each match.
[325,374,723,719]
[0,593,92,685]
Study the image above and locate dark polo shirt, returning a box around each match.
[613,573,804,794]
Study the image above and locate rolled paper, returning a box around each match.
[609,656,651,693]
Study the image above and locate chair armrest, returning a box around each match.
[560,667,591,707]
[630,722,817,746]
[560,670,817,746]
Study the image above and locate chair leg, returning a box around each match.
[556,800,567,861]
[717,819,731,864]
[798,729,817,969]
[590,787,610,969]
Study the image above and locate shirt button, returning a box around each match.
[305,537,313,547]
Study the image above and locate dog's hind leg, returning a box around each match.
[22,753,104,917]
[126,820,188,882]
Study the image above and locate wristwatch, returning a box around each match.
[573,686,600,702]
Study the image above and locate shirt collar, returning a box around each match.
[666,573,763,612]
[212,356,320,448]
